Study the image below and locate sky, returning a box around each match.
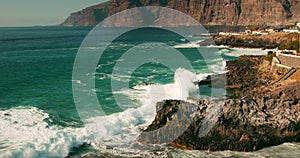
[0,0,109,27]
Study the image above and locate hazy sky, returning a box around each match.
[0,0,109,27]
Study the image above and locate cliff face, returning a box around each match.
[62,1,112,26]
[62,0,300,27]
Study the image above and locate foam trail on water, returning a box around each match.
[173,40,203,48]
[222,47,270,57]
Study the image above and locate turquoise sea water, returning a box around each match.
[1,26,298,158]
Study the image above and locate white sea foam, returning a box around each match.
[223,47,271,57]
[0,107,90,158]
[210,60,227,74]
[85,68,201,150]
[133,84,155,91]
[72,79,86,86]
[23,47,78,52]
[205,45,228,48]
[173,40,203,48]
[196,73,212,81]
[148,68,200,101]
[0,68,213,157]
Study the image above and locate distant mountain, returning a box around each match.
[61,0,300,27]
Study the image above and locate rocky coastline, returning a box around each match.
[212,33,300,49]
[213,34,280,49]
[139,55,300,151]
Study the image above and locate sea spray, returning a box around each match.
[0,107,90,158]
[85,68,201,150]
[148,68,200,102]
[173,40,204,48]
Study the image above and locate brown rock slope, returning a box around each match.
[62,0,300,27]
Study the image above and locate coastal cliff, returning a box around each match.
[138,56,300,151]
[62,0,300,27]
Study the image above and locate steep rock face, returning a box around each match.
[62,1,112,26]
[238,0,293,26]
[61,0,300,27]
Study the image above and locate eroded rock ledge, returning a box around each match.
[139,56,300,151]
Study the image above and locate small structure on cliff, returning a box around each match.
[283,29,300,33]
[270,50,300,84]
[219,32,242,36]
[273,50,300,68]
[252,30,269,35]
[265,28,276,33]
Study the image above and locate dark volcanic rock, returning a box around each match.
[213,35,282,49]
[138,100,199,144]
[212,33,294,49]
[61,0,300,27]
[139,83,300,151]
[139,56,300,151]
[199,55,270,96]
[226,55,269,96]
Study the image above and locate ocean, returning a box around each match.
[0,26,299,158]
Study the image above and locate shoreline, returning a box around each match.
[140,55,300,152]
[212,32,300,50]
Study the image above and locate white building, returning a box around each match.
[297,22,300,28]
[283,29,299,33]
[265,28,276,33]
[252,31,269,35]
[219,32,241,36]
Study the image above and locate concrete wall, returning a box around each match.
[277,53,300,68]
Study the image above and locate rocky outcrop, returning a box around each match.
[199,55,270,96]
[225,55,270,96]
[138,56,300,151]
[61,0,300,27]
[139,85,300,151]
[213,33,298,49]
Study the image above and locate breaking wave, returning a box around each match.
[0,107,90,158]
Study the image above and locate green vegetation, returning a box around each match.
[250,24,268,31]
[266,51,276,64]
[252,25,260,31]
[279,40,299,52]
[278,33,300,53]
